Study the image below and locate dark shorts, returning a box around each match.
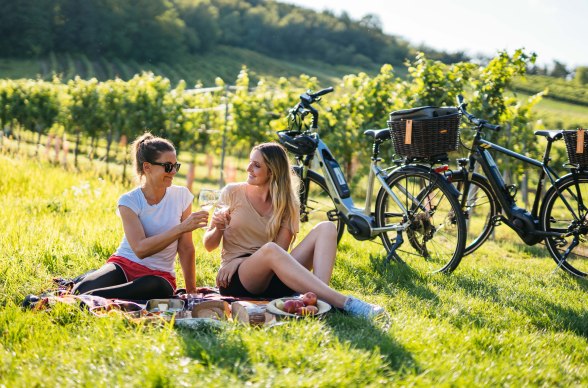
[219,260,295,299]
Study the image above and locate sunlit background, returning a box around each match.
[286,0,587,68]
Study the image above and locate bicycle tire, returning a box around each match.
[540,173,588,277]
[293,166,345,243]
[448,172,499,255]
[375,167,466,273]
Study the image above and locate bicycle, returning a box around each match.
[277,87,467,273]
[446,95,588,277]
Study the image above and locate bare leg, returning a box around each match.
[290,221,338,284]
[237,242,347,308]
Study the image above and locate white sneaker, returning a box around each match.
[343,296,385,319]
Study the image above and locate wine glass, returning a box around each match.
[214,202,231,230]
[198,188,220,226]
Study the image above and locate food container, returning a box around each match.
[145,298,185,314]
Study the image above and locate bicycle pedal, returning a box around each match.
[491,215,504,226]
[326,209,339,221]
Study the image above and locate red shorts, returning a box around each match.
[107,255,176,290]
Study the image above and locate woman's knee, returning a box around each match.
[258,242,290,265]
[71,264,125,294]
[313,221,338,239]
[259,242,284,256]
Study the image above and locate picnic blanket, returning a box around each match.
[22,279,276,326]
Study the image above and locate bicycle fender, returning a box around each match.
[389,165,461,198]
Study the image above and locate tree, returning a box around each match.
[27,78,63,154]
[0,0,53,56]
[230,67,275,152]
[98,78,128,172]
[175,0,221,52]
[550,60,569,79]
[575,66,588,85]
[66,77,102,168]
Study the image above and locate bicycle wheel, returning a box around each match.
[375,167,466,273]
[540,173,588,277]
[293,166,345,243]
[448,172,499,255]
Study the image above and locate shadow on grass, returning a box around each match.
[504,242,551,258]
[325,313,419,375]
[366,253,440,302]
[173,317,418,380]
[176,326,253,377]
[452,273,588,338]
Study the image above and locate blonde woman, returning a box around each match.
[204,142,384,319]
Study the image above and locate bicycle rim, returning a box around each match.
[451,173,498,255]
[541,174,588,277]
[294,166,345,243]
[376,169,466,273]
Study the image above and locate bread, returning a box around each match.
[191,300,230,320]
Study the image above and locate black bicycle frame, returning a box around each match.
[464,131,562,242]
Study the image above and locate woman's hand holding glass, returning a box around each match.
[211,203,231,231]
[180,210,209,232]
[198,188,221,228]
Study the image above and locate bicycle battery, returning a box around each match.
[322,150,351,198]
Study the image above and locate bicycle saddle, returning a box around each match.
[534,130,563,140]
[364,128,391,141]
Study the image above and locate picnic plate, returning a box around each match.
[266,297,331,318]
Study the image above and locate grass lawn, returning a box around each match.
[0,152,587,386]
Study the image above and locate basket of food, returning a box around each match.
[562,128,588,166]
[387,106,461,158]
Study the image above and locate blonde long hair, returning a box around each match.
[253,143,300,242]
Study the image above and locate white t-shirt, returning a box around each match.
[113,185,194,275]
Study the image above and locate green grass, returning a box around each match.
[1,153,588,386]
[515,91,588,128]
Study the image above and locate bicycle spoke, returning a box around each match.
[376,168,466,273]
[542,174,588,277]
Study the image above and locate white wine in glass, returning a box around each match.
[214,203,231,230]
[198,189,220,226]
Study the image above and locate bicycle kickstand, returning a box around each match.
[385,231,404,264]
[553,235,579,273]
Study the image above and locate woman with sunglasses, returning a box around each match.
[71,133,209,299]
[203,142,385,319]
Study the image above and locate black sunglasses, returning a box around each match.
[149,161,181,173]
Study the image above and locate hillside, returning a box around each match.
[0,46,384,86]
[2,50,587,131]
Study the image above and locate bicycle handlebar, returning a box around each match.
[295,87,334,129]
[310,87,334,98]
[456,94,501,131]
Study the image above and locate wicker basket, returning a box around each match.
[562,129,588,166]
[387,106,461,158]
